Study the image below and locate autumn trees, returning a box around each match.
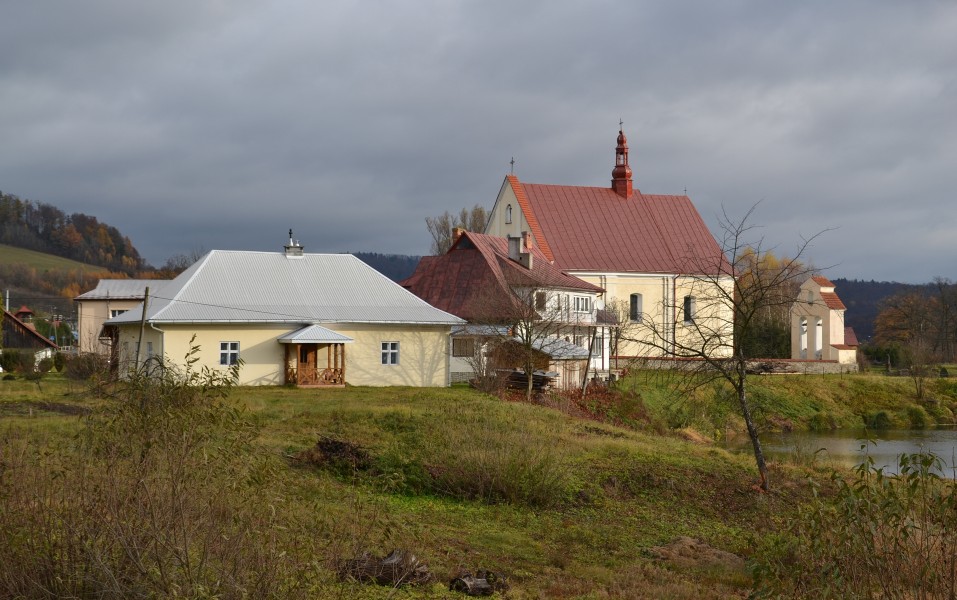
[0,192,144,274]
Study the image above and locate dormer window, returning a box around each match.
[506,204,513,224]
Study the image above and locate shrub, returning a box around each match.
[865,410,893,430]
[64,352,108,380]
[807,411,836,431]
[53,351,65,372]
[0,350,18,372]
[0,341,316,598]
[906,405,929,429]
[15,350,35,373]
[37,357,53,374]
[753,452,957,598]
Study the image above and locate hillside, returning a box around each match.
[0,243,107,274]
[352,251,421,282]
[0,190,144,274]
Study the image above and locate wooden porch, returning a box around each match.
[284,342,347,387]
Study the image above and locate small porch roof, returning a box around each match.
[278,324,355,344]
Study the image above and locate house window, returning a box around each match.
[574,296,591,313]
[629,293,643,322]
[506,204,513,224]
[574,335,585,348]
[452,338,475,357]
[683,296,696,324]
[110,309,127,318]
[535,291,547,310]
[381,341,399,365]
[220,341,240,366]
[591,335,604,356]
[146,342,153,359]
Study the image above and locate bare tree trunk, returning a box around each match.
[736,376,769,491]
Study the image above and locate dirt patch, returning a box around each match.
[648,537,745,571]
[292,434,372,472]
[0,401,91,417]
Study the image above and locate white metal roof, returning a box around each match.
[278,324,355,344]
[75,279,171,300]
[106,250,464,326]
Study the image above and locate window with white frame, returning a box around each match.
[591,335,604,356]
[220,341,240,366]
[506,204,513,224]
[683,296,696,324]
[146,341,153,359]
[110,309,127,318]
[629,293,643,322]
[574,296,591,313]
[381,341,399,365]
[574,334,585,347]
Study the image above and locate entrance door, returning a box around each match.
[299,344,318,384]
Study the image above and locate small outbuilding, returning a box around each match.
[791,276,859,366]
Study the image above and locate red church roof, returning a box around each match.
[508,176,731,276]
[400,231,602,321]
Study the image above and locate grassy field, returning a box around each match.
[0,242,105,273]
[1,373,836,599]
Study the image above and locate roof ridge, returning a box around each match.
[149,250,217,321]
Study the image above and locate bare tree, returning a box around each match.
[627,205,824,491]
[425,205,488,255]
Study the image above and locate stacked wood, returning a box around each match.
[501,369,558,391]
[340,549,433,587]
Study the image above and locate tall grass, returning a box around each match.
[753,451,957,599]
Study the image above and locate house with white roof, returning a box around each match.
[105,236,464,387]
[75,279,171,357]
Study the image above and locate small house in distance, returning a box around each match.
[104,234,464,387]
[791,276,859,367]
[75,279,170,358]
[0,306,59,369]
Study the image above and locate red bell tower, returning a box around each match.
[611,126,634,197]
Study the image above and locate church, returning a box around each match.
[484,128,734,366]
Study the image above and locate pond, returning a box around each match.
[735,428,957,476]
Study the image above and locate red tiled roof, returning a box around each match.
[844,326,859,347]
[514,178,731,275]
[812,275,836,288]
[820,291,846,310]
[400,231,602,321]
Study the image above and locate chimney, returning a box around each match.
[284,228,304,258]
[508,234,521,261]
[452,227,465,245]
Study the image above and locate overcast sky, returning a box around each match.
[1,1,955,283]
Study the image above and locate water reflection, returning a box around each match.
[743,428,957,476]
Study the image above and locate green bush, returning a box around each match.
[0,350,18,372]
[53,351,65,372]
[807,411,836,431]
[753,452,957,598]
[37,357,53,374]
[64,352,107,380]
[864,410,893,430]
[906,405,929,429]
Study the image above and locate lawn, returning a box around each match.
[0,373,821,598]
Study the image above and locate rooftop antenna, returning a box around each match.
[510,157,515,174]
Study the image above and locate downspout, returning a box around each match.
[149,321,165,366]
[672,275,678,358]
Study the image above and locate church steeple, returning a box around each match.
[611,125,634,197]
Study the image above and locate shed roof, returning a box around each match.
[107,250,463,326]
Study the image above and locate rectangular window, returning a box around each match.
[452,338,475,357]
[574,335,585,347]
[535,291,547,310]
[381,341,399,365]
[630,293,643,323]
[146,341,153,358]
[591,335,604,356]
[110,309,127,318]
[573,296,591,313]
[683,296,696,324]
[220,341,240,365]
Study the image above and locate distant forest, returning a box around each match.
[352,252,420,282]
[833,278,926,342]
[0,191,144,274]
